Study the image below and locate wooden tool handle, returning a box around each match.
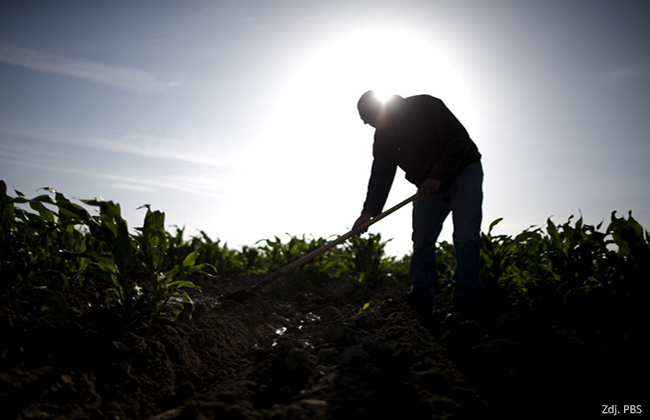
[251,193,418,291]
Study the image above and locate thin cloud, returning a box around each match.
[0,41,172,92]
[102,182,159,193]
[0,124,236,168]
[0,155,227,199]
[605,64,650,83]
[0,140,65,160]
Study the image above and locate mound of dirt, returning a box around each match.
[1,273,646,419]
[157,297,487,420]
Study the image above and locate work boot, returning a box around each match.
[445,296,487,325]
[403,286,435,317]
[440,297,488,346]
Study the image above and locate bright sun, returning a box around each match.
[372,89,395,103]
[270,28,474,134]
[259,26,476,178]
[243,28,475,254]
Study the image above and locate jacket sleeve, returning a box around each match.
[362,141,397,216]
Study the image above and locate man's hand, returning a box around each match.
[352,211,373,236]
[418,178,442,196]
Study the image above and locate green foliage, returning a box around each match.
[0,182,208,323]
[433,240,456,295]
[192,232,246,276]
[250,233,395,291]
[346,233,393,287]
[357,301,372,314]
[129,205,210,319]
[474,212,649,321]
[2,179,648,329]
[1,185,91,289]
[257,234,348,283]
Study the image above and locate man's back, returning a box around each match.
[373,94,481,189]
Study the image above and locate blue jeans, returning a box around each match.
[410,161,484,301]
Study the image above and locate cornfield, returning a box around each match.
[1,179,648,327]
[1,179,647,419]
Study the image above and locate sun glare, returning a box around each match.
[373,89,394,103]
[269,27,474,134]
[256,25,476,190]
[246,27,475,245]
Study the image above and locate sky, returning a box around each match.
[1,0,649,258]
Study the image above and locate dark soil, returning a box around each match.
[1,273,646,419]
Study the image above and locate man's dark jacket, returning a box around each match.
[362,94,481,215]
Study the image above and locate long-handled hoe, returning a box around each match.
[220,193,418,303]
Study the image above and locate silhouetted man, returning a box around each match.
[352,90,484,322]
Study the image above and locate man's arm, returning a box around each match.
[352,210,374,235]
[362,154,397,215]
[354,153,397,235]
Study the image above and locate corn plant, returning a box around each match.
[239,245,265,275]
[1,184,90,289]
[162,225,192,269]
[0,182,210,323]
[477,212,649,324]
[433,240,456,295]
[4,178,648,328]
[1,181,41,286]
[191,232,246,275]
[345,233,393,287]
[258,234,347,282]
[601,211,649,304]
[72,199,211,320]
[131,205,211,318]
